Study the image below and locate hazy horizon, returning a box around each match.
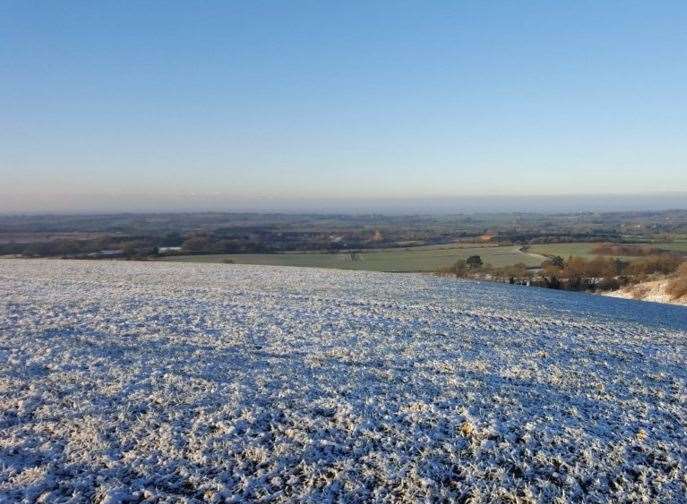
[3,2,686,211]
[1,191,686,216]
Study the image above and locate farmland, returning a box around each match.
[655,240,687,253]
[526,242,602,260]
[159,243,544,272]
[159,240,687,273]
[528,241,687,260]
[4,209,687,261]
[1,259,686,502]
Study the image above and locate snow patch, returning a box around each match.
[0,259,686,502]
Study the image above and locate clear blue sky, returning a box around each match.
[2,1,686,212]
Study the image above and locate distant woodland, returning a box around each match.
[2,210,686,259]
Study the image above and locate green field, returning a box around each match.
[527,242,601,259]
[160,243,544,272]
[159,240,687,273]
[653,241,687,253]
[528,241,687,260]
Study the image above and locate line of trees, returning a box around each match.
[439,253,686,294]
[591,243,669,256]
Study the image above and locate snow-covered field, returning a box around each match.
[1,259,686,503]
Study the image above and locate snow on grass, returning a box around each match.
[1,259,686,502]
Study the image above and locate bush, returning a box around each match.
[466,255,483,269]
[550,256,565,268]
[561,256,617,280]
[491,263,530,281]
[625,255,683,276]
[666,263,687,300]
[666,277,687,300]
[592,243,666,256]
[450,259,469,277]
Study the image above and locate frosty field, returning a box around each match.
[1,260,686,503]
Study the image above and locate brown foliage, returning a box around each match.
[592,243,666,256]
[665,263,687,300]
[561,256,618,279]
[625,255,683,276]
[438,259,469,277]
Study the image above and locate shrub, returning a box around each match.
[451,259,469,277]
[666,277,687,300]
[592,243,666,256]
[541,260,562,277]
[561,256,617,280]
[491,263,529,280]
[550,255,565,268]
[436,259,468,277]
[625,255,683,276]
[665,263,687,300]
[466,255,483,269]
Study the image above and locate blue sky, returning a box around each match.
[2,1,686,211]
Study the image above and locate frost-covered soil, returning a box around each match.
[1,260,687,503]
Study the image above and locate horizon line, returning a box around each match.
[1,191,686,216]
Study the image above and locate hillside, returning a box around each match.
[1,260,686,502]
[604,279,687,307]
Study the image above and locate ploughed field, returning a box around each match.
[1,260,686,503]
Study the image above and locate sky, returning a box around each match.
[2,1,686,213]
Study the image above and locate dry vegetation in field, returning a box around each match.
[602,260,687,305]
[440,250,686,302]
[591,243,668,256]
[666,262,687,300]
